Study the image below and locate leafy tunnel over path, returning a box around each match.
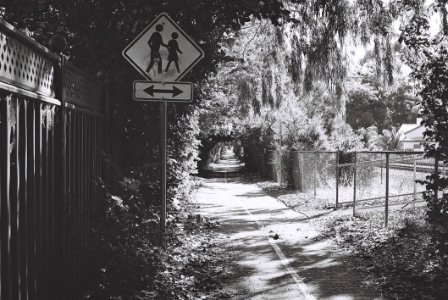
[3,0,448,298]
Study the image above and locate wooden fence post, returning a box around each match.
[1,93,12,300]
[54,55,66,298]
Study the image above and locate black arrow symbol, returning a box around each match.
[143,85,183,97]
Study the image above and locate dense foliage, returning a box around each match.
[80,171,228,299]
[5,0,448,297]
[3,0,290,175]
[2,1,289,297]
[325,211,448,299]
[346,82,419,131]
[198,0,424,166]
[398,0,448,257]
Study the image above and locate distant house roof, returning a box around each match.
[397,119,426,145]
[404,125,424,135]
[398,124,418,134]
[398,118,423,136]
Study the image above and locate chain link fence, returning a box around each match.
[346,152,431,225]
[264,150,438,225]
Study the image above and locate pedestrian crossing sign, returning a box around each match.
[122,13,204,82]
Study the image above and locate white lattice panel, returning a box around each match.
[0,31,56,97]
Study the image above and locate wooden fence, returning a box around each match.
[0,19,106,299]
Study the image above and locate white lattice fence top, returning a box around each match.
[0,20,57,97]
[0,19,105,113]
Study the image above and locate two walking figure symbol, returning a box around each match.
[145,24,183,74]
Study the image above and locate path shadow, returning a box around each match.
[197,177,386,299]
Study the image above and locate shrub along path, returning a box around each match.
[194,153,384,299]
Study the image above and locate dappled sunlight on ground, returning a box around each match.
[204,150,246,175]
[194,174,385,300]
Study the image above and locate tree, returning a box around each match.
[3,0,292,175]
[2,1,293,297]
[399,0,448,261]
[345,36,420,132]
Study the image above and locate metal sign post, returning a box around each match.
[160,101,167,246]
[123,12,204,247]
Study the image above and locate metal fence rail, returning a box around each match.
[0,18,105,299]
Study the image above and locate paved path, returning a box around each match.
[195,154,385,299]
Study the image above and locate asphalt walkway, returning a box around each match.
[195,153,384,300]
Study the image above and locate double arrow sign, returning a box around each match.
[133,81,193,102]
[124,13,203,103]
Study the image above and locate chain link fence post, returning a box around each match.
[353,152,357,216]
[381,153,383,185]
[413,157,417,204]
[385,152,389,227]
[313,151,317,197]
[335,151,339,209]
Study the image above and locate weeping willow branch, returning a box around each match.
[242,22,262,60]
